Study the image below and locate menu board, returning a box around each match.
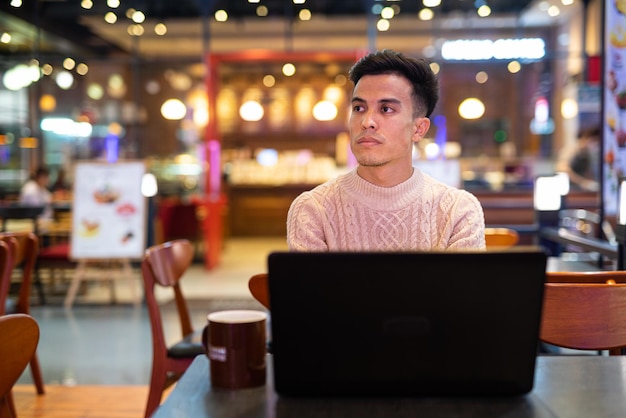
[604,0,626,216]
[70,161,146,259]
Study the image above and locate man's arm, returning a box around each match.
[286,192,329,251]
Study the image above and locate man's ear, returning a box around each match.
[413,117,431,141]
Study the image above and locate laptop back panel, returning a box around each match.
[268,249,547,397]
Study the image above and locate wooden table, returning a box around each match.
[152,355,626,418]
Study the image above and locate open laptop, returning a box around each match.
[267,248,547,397]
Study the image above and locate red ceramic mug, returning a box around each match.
[203,310,267,389]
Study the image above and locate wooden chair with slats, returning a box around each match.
[484,227,519,248]
[0,232,45,396]
[0,314,40,418]
[141,239,205,418]
[540,274,626,355]
[248,273,270,310]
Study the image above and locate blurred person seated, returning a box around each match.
[557,126,601,192]
[19,166,53,231]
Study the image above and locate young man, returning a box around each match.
[286,49,485,251]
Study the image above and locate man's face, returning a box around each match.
[37,174,49,187]
[349,74,429,170]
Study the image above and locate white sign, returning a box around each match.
[70,161,146,259]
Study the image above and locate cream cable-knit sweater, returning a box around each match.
[286,168,485,251]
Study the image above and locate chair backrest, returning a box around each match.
[0,231,39,314]
[540,282,626,355]
[248,273,269,309]
[546,270,626,284]
[0,314,40,407]
[484,227,519,248]
[0,239,13,316]
[141,239,195,359]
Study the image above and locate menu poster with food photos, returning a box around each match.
[70,161,146,259]
[604,0,626,216]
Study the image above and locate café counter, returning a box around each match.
[226,183,598,240]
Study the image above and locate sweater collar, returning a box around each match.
[339,167,426,211]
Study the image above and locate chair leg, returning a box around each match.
[2,391,16,418]
[29,352,45,394]
[145,364,168,418]
[33,261,47,305]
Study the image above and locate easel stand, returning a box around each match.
[64,258,140,308]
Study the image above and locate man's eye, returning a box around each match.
[353,105,364,112]
[382,106,393,113]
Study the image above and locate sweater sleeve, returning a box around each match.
[446,191,486,250]
[286,191,330,251]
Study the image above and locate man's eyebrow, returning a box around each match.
[351,96,402,105]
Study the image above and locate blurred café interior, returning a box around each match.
[3,0,626,415]
[0,0,610,254]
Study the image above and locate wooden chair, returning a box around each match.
[0,314,40,418]
[484,227,519,248]
[0,239,13,317]
[248,273,270,309]
[141,239,205,418]
[546,270,626,284]
[540,281,626,355]
[0,232,45,395]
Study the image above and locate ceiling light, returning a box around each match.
[63,58,76,70]
[239,100,264,121]
[104,12,117,24]
[107,0,120,7]
[87,83,104,100]
[313,101,338,121]
[0,33,11,44]
[419,8,434,20]
[381,7,395,19]
[507,60,521,73]
[215,10,228,22]
[81,0,93,10]
[41,64,53,75]
[423,0,441,6]
[548,5,560,16]
[161,99,187,120]
[299,9,311,20]
[131,11,146,24]
[10,0,22,7]
[128,24,144,36]
[76,63,89,76]
[256,6,268,16]
[477,5,491,17]
[282,63,296,76]
[55,71,74,90]
[155,23,167,35]
[263,75,276,87]
[475,71,488,83]
[377,19,390,31]
[458,98,485,120]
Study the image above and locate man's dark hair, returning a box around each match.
[348,49,439,118]
[33,166,50,179]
